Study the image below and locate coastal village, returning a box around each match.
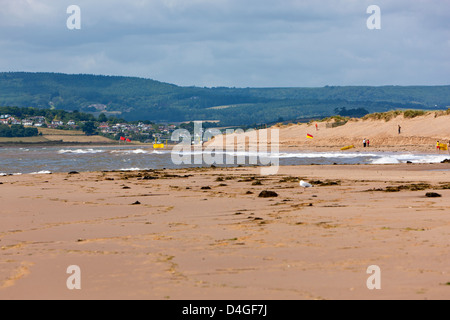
[0,114,78,128]
[0,113,179,142]
[1,114,48,127]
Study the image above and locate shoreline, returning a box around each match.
[1,144,449,176]
[0,141,119,148]
[1,140,449,154]
[2,160,450,176]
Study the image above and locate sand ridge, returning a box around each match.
[207,112,450,153]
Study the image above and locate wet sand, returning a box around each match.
[0,163,449,300]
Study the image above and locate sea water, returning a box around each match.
[0,146,448,175]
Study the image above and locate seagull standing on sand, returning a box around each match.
[300,180,313,188]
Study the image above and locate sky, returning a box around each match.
[0,0,449,88]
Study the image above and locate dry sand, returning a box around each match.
[1,163,449,300]
[207,113,450,153]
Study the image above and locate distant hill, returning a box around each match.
[0,72,449,126]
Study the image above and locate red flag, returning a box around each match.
[120,136,126,141]
[126,138,131,143]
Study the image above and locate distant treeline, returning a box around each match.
[1,72,449,126]
[0,124,39,137]
[0,106,96,122]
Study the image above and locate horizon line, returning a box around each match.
[1,71,449,89]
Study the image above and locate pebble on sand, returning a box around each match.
[426,192,442,198]
[258,190,278,198]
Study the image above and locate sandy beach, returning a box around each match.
[1,0,449,303]
[1,162,449,300]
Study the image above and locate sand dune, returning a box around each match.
[207,112,450,152]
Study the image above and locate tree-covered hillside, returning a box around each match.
[0,72,449,126]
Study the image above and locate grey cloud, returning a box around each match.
[0,0,448,87]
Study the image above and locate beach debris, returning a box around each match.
[238,176,256,182]
[131,201,141,205]
[426,192,442,198]
[279,176,300,183]
[367,183,432,192]
[441,159,450,164]
[258,190,278,198]
[308,180,340,186]
[201,186,211,190]
[439,183,450,189]
[141,175,158,180]
[252,180,262,185]
[68,171,79,174]
[300,180,313,188]
[245,191,254,195]
[122,186,131,189]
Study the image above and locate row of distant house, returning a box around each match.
[99,122,177,135]
[1,113,180,135]
[0,115,76,128]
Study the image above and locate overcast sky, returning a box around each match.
[0,0,448,87]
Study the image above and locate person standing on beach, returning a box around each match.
[398,125,401,134]
[363,138,367,148]
[437,141,440,152]
[315,123,318,131]
[367,139,370,147]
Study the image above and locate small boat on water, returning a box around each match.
[153,138,166,149]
